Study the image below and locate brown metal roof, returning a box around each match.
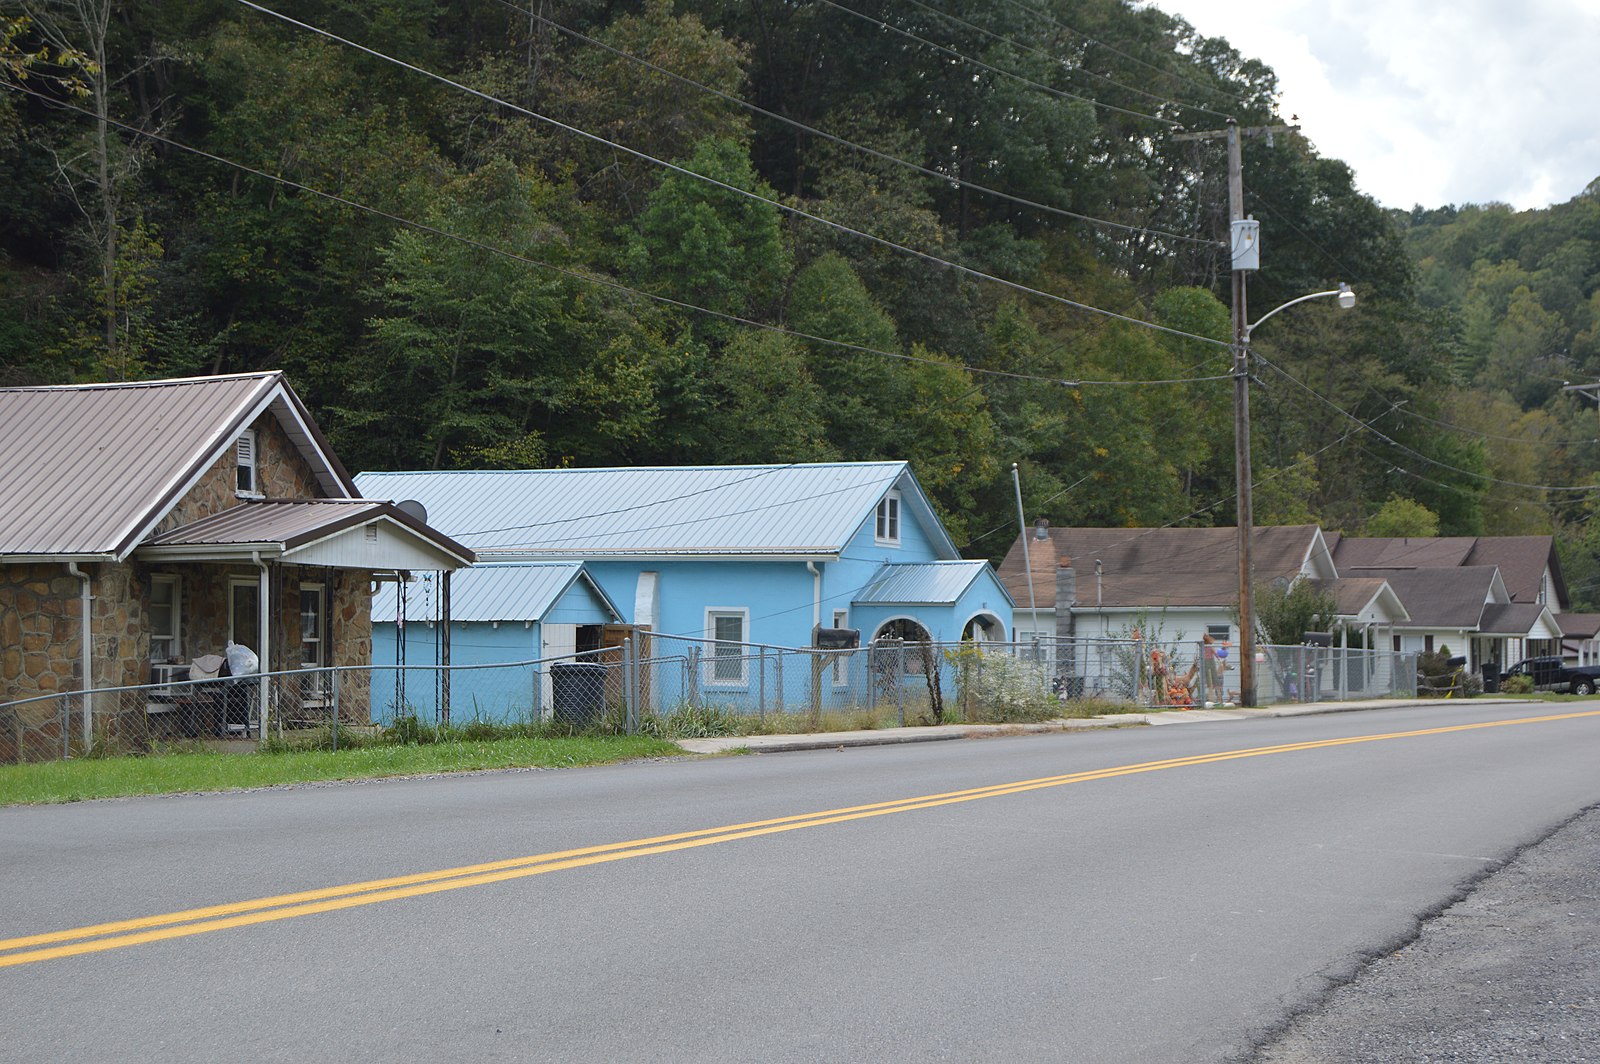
[998,525,1321,609]
[145,499,474,564]
[0,373,355,558]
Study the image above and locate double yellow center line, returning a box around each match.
[4,709,1596,970]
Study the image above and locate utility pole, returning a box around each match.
[1172,120,1294,706]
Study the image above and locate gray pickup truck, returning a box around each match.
[1499,656,1600,695]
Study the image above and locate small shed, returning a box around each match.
[371,562,622,723]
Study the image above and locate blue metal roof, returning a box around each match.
[355,462,956,559]
[853,561,1000,606]
[371,563,620,623]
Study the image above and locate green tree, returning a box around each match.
[1364,495,1440,538]
[1253,578,1337,646]
[625,135,789,332]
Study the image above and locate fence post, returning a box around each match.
[758,646,766,722]
[688,645,701,707]
[331,669,340,751]
[895,641,906,727]
[623,636,635,733]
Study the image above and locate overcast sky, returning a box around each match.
[1146,0,1600,211]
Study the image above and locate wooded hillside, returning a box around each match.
[3,1,1598,600]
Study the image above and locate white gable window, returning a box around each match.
[875,491,902,546]
[236,429,261,496]
[705,608,749,685]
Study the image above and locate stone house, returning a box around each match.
[0,373,472,758]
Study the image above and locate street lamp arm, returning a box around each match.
[1242,284,1354,341]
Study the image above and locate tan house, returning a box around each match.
[0,372,472,759]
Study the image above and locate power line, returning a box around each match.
[996,0,1257,110]
[502,1,1219,247]
[1254,355,1600,493]
[4,81,1231,401]
[894,0,1234,121]
[812,0,1180,126]
[231,0,1233,352]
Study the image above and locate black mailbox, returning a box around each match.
[813,626,860,650]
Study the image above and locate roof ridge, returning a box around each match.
[358,461,907,477]
[0,371,280,393]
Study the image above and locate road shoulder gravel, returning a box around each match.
[1250,803,1600,1063]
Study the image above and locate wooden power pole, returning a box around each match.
[1172,120,1295,706]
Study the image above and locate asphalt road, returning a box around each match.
[3,701,1598,1063]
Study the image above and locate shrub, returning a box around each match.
[1501,673,1534,695]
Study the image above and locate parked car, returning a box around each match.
[1499,656,1600,695]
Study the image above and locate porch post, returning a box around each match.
[255,555,271,741]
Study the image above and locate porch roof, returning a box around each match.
[853,561,1010,607]
[139,499,474,569]
[1312,577,1410,624]
[1478,602,1561,639]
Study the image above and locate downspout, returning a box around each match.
[253,550,270,740]
[67,562,92,752]
[806,562,822,631]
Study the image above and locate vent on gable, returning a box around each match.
[236,430,259,495]
[365,525,379,545]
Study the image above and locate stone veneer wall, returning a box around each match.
[155,411,326,536]
[1,563,84,707]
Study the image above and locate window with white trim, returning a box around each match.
[300,582,328,701]
[236,429,260,495]
[831,609,850,685]
[706,609,749,685]
[875,491,901,545]
[149,575,181,664]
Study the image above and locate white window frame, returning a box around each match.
[149,574,182,665]
[236,429,262,497]
[704,608,750,686]
[228,576,261,653]
[875,490,902,546]
[831,609,851,686]
[300,581,328,702]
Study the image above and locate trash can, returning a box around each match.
[221,678,256,734]
[1481,663,1500,694]
[550,662,608,727]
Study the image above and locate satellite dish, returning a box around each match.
[1270,576,1290,592]
[395,499,428,524]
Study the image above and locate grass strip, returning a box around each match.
[0,735,681,806]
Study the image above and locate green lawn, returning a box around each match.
[0,735,683,806]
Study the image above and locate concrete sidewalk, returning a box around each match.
[672,697,1539,755]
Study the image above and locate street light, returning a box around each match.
[1233,282,1357,706]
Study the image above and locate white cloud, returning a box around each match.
[1149,0,1600,209]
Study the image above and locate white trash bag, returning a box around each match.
[225,641,260,677]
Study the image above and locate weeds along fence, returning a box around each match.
[0,637,1420,763]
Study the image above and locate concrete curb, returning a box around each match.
[671,697,1542,755]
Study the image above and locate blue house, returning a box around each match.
[356,462,1013,717]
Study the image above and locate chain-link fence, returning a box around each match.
[1,637,1421,762]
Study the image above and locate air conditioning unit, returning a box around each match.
[149,663,191,692]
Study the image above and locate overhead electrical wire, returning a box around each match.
[995,0,1257,110]
[810,0,1180,126]
[1253,354,1600,493]
[498,0,1219,248]
[5,81,1231,403]
[231,0,1234,352]
[895,0,1235,122]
